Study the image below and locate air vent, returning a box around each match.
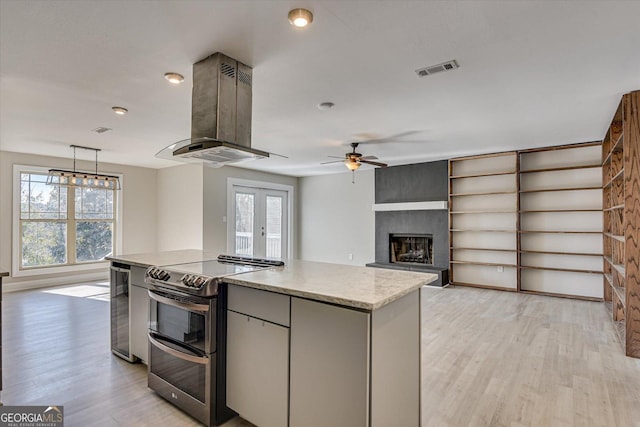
[238,70,252,86]
[220,62,236,78]
[92,127,112,134]
[415,60,459,78]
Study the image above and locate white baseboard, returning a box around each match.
[2,272,110,293]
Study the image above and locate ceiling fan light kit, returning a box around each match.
[345,160,361,171]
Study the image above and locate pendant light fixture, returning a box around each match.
[47,145,121,190]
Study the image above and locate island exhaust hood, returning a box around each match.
[157,53,269,166]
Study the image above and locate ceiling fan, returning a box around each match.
[321,142,388,171]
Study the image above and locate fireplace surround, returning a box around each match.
[366,160,450,286]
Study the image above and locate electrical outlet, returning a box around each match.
[497,265,504,273]
[348,253,353,261]
[222,216,227,223]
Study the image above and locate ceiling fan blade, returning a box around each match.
[359,155,378,160]
[327,155,345,159]
[268,151,289,159]
[320,160,346,165]
[359,159,388,168]
[355,130,422,145]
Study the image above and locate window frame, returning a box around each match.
[12,164,123,277]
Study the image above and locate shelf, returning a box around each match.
[612,132,624,153]
[602,133,624,165]
[449,190,516,197]
[604,168,625,188]
[450,210,517,214]
[603,204,624,212]
[611,284,626,308]
[520,209,602,213]
[449,170,516,179]
[519,164,601,174]
[450,229,517,233]
[519,230,602,234]
[519,186,602,193]
[604,302,627,346]
[604,273,613,285]
[449,281,517,292]
[604,256,625,276]
[450,261,516,267]
[519,265,602,275]
[450,247,516,252]
[451,151,516,161]
[519,250,602,257]
[604,232,625,242]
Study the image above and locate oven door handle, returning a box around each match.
[148,290,210,312]
[148,333,209,365]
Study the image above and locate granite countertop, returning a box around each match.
[106,250,217,268]
[225,259,438,311]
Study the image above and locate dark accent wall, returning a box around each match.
[373,160,449,269]
[375,161,448,203]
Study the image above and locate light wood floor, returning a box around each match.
[421,286,640,427]
[2,283,640,426]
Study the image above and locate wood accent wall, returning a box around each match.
[624,91,640,357]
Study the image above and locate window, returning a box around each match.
[13,165,120,276]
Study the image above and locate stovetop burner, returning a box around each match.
[145,254,284,297]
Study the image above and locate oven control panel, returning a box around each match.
[145,266,221,297]
[147,267,171,281]
[180,274,210,289]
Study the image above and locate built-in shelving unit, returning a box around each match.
[518,143,603,300]
[448,152,519,290]
[449,143,605,298]
[602,90,640,358]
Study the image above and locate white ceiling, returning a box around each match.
[1,1,639,177]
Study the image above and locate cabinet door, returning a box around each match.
[227,310,289,427]
[130,284,149,363]
[290,297,370,427]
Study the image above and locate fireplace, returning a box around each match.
[389,234,434,265]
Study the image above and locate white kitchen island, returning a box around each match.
[224,260,437,427]
[107,252,437,427]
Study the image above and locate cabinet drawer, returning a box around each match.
[228,284,290,327]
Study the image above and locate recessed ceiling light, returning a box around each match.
[164,72,184,84]
[288,8,313,28]
[317,102,335,110]
[112,106,128,115]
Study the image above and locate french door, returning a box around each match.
[230,185,288,259]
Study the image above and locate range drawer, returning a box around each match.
[228,284,290,327]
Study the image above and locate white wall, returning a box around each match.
[156,163,203,251]
[202,165,299,256]
[299,170,375,266]
[0,150,157,291]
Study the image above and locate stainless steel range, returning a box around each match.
[144,254,283,426]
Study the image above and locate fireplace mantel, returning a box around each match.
[371,201,448,212]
